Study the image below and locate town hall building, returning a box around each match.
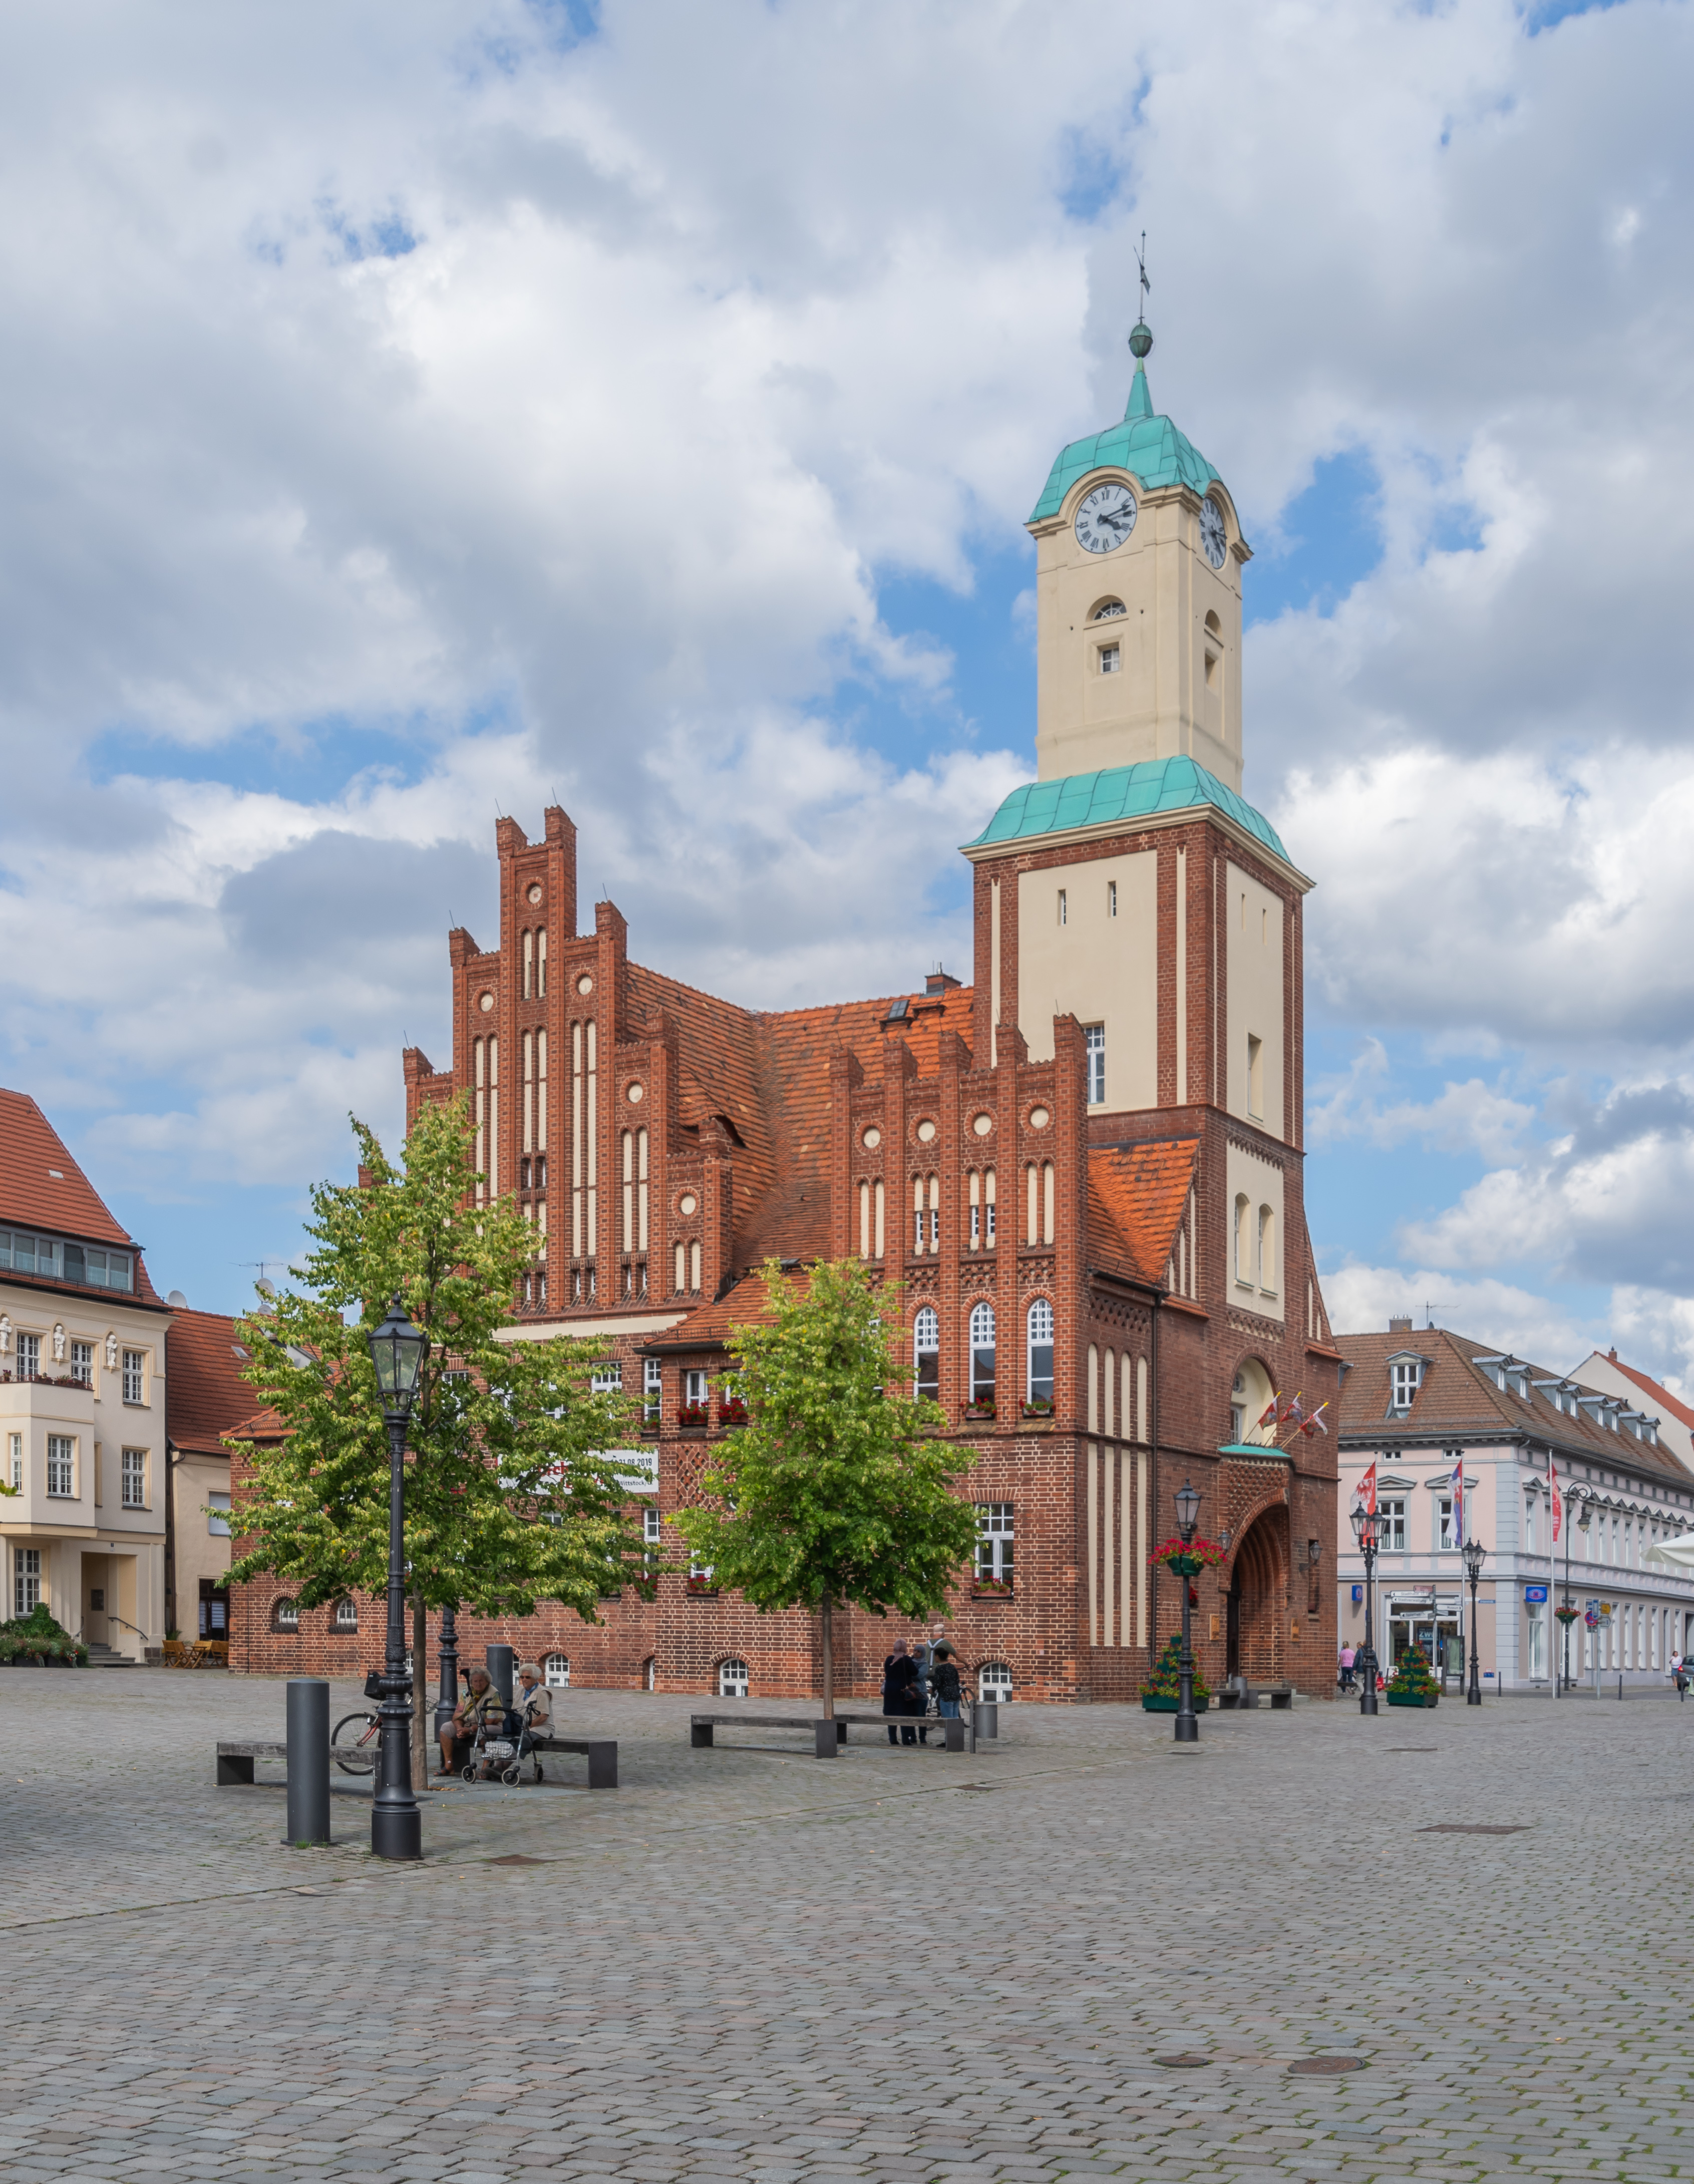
[232,323,1342,1704]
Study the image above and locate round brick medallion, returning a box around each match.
[679,1193,698,1217]
[971,1113,993,1136]
[627,1082,644,1103]
[916,1119,937,1143]
[576,974,593,995]
[526,883,542,904]
[1028,1104,1050,1129]
[477,990,495,1013]
[861,1125,881,1149]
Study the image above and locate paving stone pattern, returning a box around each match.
[2,1670,1688,2182]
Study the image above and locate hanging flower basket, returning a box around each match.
[1149,1535,1226,1580]
[1555,1606,1581,1625]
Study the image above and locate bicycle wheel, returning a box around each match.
[331,1712,380,1775]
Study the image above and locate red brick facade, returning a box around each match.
[231,793,1339,1705]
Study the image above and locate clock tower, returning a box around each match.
[1026,322,1248,791]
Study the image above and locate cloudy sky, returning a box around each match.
[3,0,1692,1388]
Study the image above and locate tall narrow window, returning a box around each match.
[474,1037,487,1201]
[1108,880,1117,917]
[984,1168,995,1246]
[13,1548,40,1615]
[636,1127,648,1252]
[1258,1204,1276,1293]
[17,1333,39,1380]
[572,1023,584,1256]
[1084,1025,1105,1105]
[70,1341,92,1389]
[523,929,533,999]
[674,1242,686,1294]
[1058,888,1068,926]
[1234,1195,1252,1283]
[585,1020,598,1258]
[975,1503,1014,1585]
[1027,1300,1054,1406]
[536,1030,547,1159]
[689,1239,702,1292]
[8,1434,20,1491]
[644,1358,662,1421]
[486,1037,499,1195]
[523,1031,535,1155]
[913,1176,925,1256]
[537,929,547,997]
[928,1173,940,1251]
[914,1306,939,1402]
[968,1170,981,1250]
[123,1350,145,1405]
[1042,1161,1055,1246]
[47,1436,74,1496]
[1026,1164,1038,1246]
[969,1303,996,1406]
[860,1179,871,1259]
[622,1129,635,1250]
[1247,1033,1264,1119]
[874,1178,885,1259]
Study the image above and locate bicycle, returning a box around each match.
[331,1710,381,1775]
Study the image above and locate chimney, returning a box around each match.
[1388,1315,1412,1336]
[925,964,962,997]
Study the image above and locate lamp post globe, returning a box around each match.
[1350,1501,1381,1716]
[1173,1480,1202,1745]
[1460,1536,1487,1707]
[367,1292,426,1861]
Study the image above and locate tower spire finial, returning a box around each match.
[1126,230,1154,419]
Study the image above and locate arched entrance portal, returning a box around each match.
[1224,1506,1288,1685]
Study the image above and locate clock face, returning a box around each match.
[1200,496,1228,569]
[1074,480,1137,555]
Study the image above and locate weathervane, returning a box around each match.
[1130,230,1153,361]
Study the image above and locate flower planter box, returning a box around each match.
[1021,1403,1053,1420]
[1141,1694,1209,1713]
[1386,1690,1438,1707]
[963,1406,996,1421]
[972,1584,1012,1601]
[675,1407,710,1429]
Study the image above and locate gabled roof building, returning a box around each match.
[229,323,1344,1703]
[1336,1319,1694,1692]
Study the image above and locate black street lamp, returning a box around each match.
[1461,1536,1487,1706]
[368,1293,427,1861]
[1350,1502,1381,1716]
[1174,1479,1202,1746]
[1564,1490,1592,1694]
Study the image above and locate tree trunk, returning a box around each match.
[411,1590,429,1789]
[820,1597,835,1720]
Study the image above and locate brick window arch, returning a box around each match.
[717,1658,749,1699]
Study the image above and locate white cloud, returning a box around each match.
[1308,1038,1536,1164]
[1323,1262,1604,1374]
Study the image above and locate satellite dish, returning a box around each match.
[166,1290,188,1310]
[254,1278,276,1301]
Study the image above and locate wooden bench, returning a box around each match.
[1217,1682,1293,1711]
[690,1712,968,1756]
[217,1734,618,1789]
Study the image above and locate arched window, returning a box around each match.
[1258,1204,1277,1292]
[1092,598,1127,621]
[332,1599,358,1632]
[913,1306,939,1401]
[978,1661,1013,1703]
[1234,1194,1252,1282]
[717,1658,749,1699]
[272,1599,299,1633]
[969,1302,996,1406]
[543,1654,570,1687]
[1027,1300,1054,1407]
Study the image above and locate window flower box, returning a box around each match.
[686,1575,718,1597]
[1021,1399,1053,1419]
[972,1579,1013,1601]
[717,1400,749,1428]
[676,1404,709,1429]
[963,1400,996,1421]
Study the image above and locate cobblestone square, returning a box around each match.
[3,1672,1688,2182]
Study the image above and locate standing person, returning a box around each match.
[932,1644,962,1720]
[1338,1643,1357,1693]
[909,1635,934,1746]
[882,1642,920,1746]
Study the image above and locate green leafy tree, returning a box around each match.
[226,1097,644,1780]
[671,1257,980,1717]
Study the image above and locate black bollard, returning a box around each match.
[975,1700,999,1740]
[485,1644,515,1711]
[285,1679,331,1845]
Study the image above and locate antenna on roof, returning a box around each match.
[240,1262,283,1299]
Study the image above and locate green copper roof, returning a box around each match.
[1028,361,1219,523]
[962,757,1288,863]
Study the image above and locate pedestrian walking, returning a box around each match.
[1337,1644,1357,1694]
[883,1642,920,1745]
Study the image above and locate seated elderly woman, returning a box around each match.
[515,1662,554,1740]
[437,1666,508,1778]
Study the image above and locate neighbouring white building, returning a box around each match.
[0,1089,173,1659]
[1336,1320,1694,1694]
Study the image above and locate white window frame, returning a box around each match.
[591,1360,623,1393]
[1026,1299,1054,1405]
[122,1349,145,1405]
[207,1490,232,1537]
[976,1502,1014,1585]
[70,1340,93,1388]
[717,1658,749,1699]
[333,1598,359,1631]
[274,1599,299,1630]
[978,1661,1012,1704]
[969,1302,995,1405]
[1437,1495,1456,1551]
[14,1547,41,1616]
[8,1432,21,1492]
[1378,1496,1407,1552]
[914,1306,939,1401]
[121,1448,146,1508]
[46,1435,75,1498]
[1084,1024,1106,1105]
[544,1654,571,1688]
[1389,1360,1420,1415]
[684,1369,708,1407]
[16,1332,40,1380]
[643,1357,662,1418]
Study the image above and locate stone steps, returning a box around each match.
[85,1643,137,1668]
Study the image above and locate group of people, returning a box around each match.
[436,1660,553,1777]
[1336,1644,1385,1694]
[881,1629,963,1745]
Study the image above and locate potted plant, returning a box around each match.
[1139,1634,1210,1713]
[1386,1642,1440,1707]
[1148,1534,1226,1581]
[717,1398,750,1428]
[963,1397,996,1421]
[676,1402,709,1429]
[972,1575,1013,1599]
[1021,1397,1054,1420]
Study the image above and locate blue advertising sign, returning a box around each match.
[1351,1585,1364,1604]
[1524,1584,1549,1603]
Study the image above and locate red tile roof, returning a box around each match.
[642,1268,810,1353]
[625,966,975,1267]
[1087,1139,1198,1287]
[1336,1327,1692,1484]
[166,1308,260,1457]
[1591,1353,1694,1442]
[0,1087,134,1246]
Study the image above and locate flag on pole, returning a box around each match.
[1451,1466,1466,1543]
[1551,1471,1563,1544]
[1358,1458,1378,1515]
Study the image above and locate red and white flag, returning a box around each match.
[1551,1467,1562,1544]
[1357,1458,1378,1516]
